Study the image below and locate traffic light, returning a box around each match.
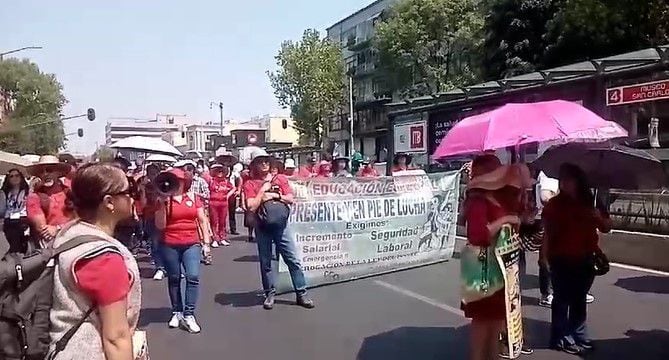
[77,128,84,137]
[87,108,96,121]
[281,119,288,129]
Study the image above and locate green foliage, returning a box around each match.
[92,145,115,162]
[0,58,67,154]
[482,0,668,80]
[268,29,346,146]
[374,0,485,97]
[483,0,556,80]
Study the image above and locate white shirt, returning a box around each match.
[535,172,559,217]
[1,189,28,219]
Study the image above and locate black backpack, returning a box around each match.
[0,235,104,360]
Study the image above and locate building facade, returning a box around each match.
[184,124,221,153]
[252,114,299,144]
[326,0,398,161]
[105,119,180,145]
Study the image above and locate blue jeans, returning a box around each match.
[549,257,594,346]
[255,225,307,296]
[162,244,202,316]
[144,218,164,270]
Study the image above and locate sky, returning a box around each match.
[1,0,371,154]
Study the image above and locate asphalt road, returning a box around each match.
[138,222,669,360]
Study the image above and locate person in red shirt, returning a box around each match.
[26,155,75,247]
[208,164,235,247]
[243,149,314,310]
[53,163,138,358]
[296,157,316,178]
[542,163,611,355]
[357,158,380,177]
[155,167,211,334]
[391,153,413,173]
[315,160,332,178]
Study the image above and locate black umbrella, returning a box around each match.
[531,142,668,190]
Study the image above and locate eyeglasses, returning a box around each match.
[109,178,138,199]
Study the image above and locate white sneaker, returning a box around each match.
[220,239,231,246]
[586,293,595,304]
[539,294,553,307]
[152,269,165,281]
[168,312,183,328]
[211,241,220,248]
[181,315,201,333]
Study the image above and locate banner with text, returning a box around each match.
[276,171,461,291]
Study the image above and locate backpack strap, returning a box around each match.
[49,234,116,358]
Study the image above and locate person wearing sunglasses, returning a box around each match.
[26,155,75,247]
[0,168,30,253]
[49,163,140,360]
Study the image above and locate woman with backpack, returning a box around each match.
[242,149,314,310]
[26,155,75,247]
[0,168,30,253]
[50,163,141,359]
[155,167,211,334]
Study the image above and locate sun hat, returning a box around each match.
[468,163,536,191]
[27,155,72,177]
[174,159,197,168]
[210,163,224,169]
[284,158,296,169]
[250,148,270,162]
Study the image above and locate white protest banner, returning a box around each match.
[275,171,461,291]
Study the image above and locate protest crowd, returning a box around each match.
[0,132,632,360]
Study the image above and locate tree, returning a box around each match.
[268,29,346,147]
[482,0,556,80]
[0,58,67,154]
[543,0,669,68]
[374,0,484,98]
[92,145,115,162]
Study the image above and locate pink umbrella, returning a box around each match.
[433,100,628,159]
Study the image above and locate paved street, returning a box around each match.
[139,220,669,360]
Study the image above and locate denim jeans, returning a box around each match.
[549,257,594,346]
[144,218,164,270]
[162,243,202,316]
[255,225,307,296]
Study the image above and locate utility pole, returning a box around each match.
[349,75,354,158]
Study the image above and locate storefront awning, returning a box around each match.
[388,45,669,115]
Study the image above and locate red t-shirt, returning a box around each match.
[163,194,202,246]
[209,177,233,204]
[297,166,315,178]
[465,194,509,247]
[27,182,72,226]
[74,253,131,306]
[358,167,379,177]
[542,194,603,259]
[242,174,293,200]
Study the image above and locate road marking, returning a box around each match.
[373,280,464,317]
[610,263,669,276]
[610,229,669,238]
[456,235,669,276]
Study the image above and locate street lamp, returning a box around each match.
[347,69,355,158]
[0,46,43,60]
[209,101,224,135]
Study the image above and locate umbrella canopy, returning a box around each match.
[532,142,667,190]
[433,100,628,159]
[145,154,177,163]
[0,150,33,175]
[110,136,182,156]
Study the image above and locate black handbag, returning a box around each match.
[257,199,291,229]
[590,251,610,276]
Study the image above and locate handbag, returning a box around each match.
[257,199,291,229]
[590,251,610,276]
[518,220,544,252]
[460,243,504,304]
